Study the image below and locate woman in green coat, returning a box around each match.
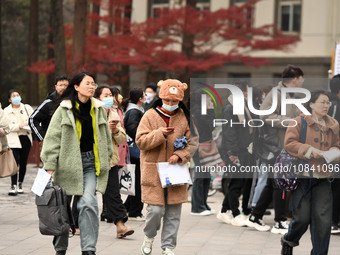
[41,71,113,255]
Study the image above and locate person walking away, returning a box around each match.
[121,88,146,221]
[4,90,33,195]
[41,71,113,255]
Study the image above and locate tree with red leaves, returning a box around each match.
[28,0,298,90]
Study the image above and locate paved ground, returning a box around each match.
[1,164,340,255]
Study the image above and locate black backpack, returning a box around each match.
[35,185,75,236]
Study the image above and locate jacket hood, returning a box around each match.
[46,90,59,101]
[303,114,339,135]
[125,103,144,114]
[60,97,104,110]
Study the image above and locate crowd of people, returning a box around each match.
[191,65,340,255]
[1,65,340,255]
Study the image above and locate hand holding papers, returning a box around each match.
[31,168,52,196]
[157,162,192,188]
[322,149,340,164]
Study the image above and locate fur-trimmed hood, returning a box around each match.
[59,97,105,109]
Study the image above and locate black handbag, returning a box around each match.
[35,185,75,236]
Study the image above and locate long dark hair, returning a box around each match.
[121,88,144,112]
[55,71,95,120]
[94,85,111,99]
[111,87,123,111]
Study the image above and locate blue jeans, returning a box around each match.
[251,163,269,207]
[282,178,332,255]
[54,151,98,252]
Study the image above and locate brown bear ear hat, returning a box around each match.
[157,79,188,102]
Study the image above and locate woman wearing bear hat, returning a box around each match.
[136,79,190,255]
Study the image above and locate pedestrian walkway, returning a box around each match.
[1,165,340,254]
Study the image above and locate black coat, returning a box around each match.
[328,94,340,136]
[221,101,254,159]
[29,91,59,141]
[124,108,144,140]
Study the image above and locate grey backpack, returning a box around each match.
[35,185,75,236]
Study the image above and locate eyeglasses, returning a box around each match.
[84,82,98,89]
[315,101,331,106]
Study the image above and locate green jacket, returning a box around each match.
[41,98,113,195]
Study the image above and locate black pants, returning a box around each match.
[331,178,340,225]
[11,135,31,185]
[103,165,128,224]
[124,157,144,217]
[252,178,287,222]
[222,178,252,216]
[71,196,80,228]
[221,151,254,216]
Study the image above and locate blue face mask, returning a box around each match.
[103,97,114,109]
[162,103,179,112]
[11,96,22,105]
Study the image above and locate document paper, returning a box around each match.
[157,162,192,188]
[31,168,52,196]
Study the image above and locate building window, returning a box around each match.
[278,0,302,33]
[230,0,254,29]
[196,0,210,11]
[230,0,249,4]
[149,0,169,18]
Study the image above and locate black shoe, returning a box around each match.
[82,251,96,255]
[281,239,293,255]
[56,251,66,255]
[331,224,340,234]
[100,213,113,223]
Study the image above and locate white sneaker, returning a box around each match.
[246,215,270,231]
[129,215,146,221]
[271,221,289,235]
[231,214,248,227]
[17,182,24,194]
[240,213,249,221]
[141,236,154,255]
[8,185,17,196]
[190,210,214,216]
[216,211,233,224]
[162,248,175,255]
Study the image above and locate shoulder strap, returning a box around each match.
[299,116,307,144]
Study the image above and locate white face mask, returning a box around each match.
[162,103,178,112]
[145,92,155,104]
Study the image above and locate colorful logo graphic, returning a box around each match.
[197,81,223,107]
